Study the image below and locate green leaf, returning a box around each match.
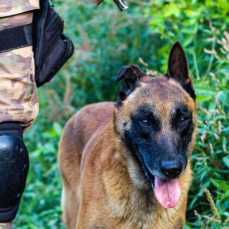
[223,156,229,168]
[211,179,229,191]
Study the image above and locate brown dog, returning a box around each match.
[58,42,197,229]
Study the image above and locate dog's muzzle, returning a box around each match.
[134,148,183,209]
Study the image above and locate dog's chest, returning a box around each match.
[106,189,156,229]
[105,188,182,229]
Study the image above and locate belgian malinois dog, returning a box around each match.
[58,41,197,229]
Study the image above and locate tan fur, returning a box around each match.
[58,75,197,229]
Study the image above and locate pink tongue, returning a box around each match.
[154,176,181,209]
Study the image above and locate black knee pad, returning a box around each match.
[0,123,29,222]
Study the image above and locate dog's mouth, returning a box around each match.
[134,149,181,209]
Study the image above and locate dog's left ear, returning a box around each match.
[116,65,145,105]
[166,41,195,99]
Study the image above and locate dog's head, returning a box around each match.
[114,42,197,209]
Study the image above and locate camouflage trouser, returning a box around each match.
[0,1,39,132]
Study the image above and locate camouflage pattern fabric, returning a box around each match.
[0,0,39,132]
[0,0,39,17]
[0,46,39,131]
[0,12,33,30]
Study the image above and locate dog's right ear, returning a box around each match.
[116,65,145,105]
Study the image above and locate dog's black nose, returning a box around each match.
[161,160,182,179]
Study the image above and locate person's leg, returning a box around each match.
[0,12,39,130]
[0,7,39,225]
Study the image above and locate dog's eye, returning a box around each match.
[141,119,149,126]
[179,117,188,124]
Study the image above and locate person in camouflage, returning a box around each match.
[0,1,39,228]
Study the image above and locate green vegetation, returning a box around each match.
[15,0,228,228]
